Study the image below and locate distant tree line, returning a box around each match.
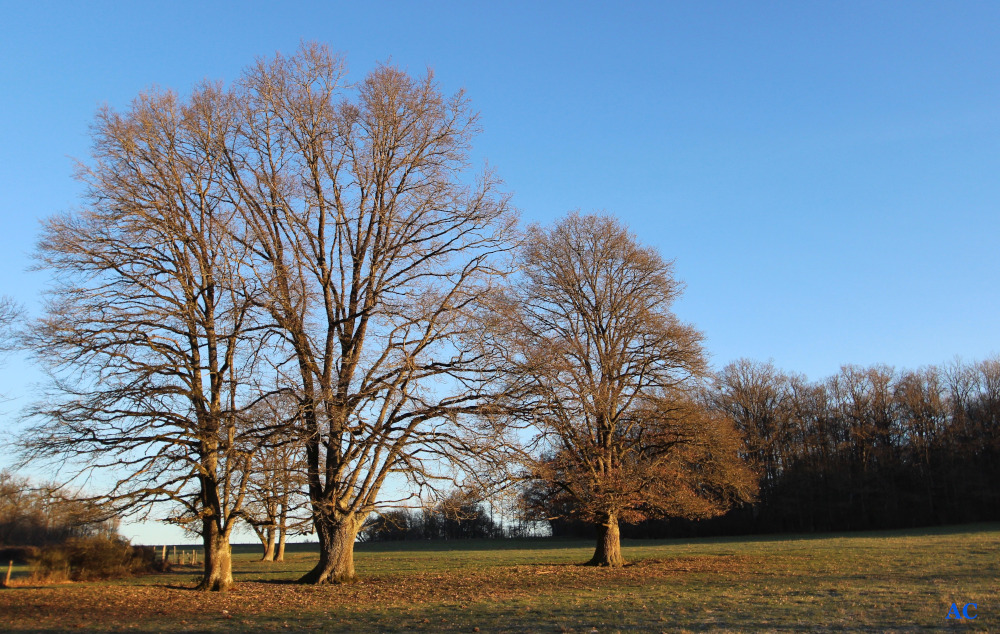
[0,470,161,585]
[528,358,1000,537]
[362,498,495,543]
[0,470,118,549]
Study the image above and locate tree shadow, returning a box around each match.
[253,578,305,585]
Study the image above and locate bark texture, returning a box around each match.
[587,514,625,567]
[255,525,276,562]
[276,524,287,562]
[299,514,360,584]
[197,523,233,592]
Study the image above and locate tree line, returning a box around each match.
[528,358,1000,538]
[0,470,118,549]
[0,470,165,583]
[358,490,538,542]
[709,358,1000,534]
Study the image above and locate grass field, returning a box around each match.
[0,523,996,632]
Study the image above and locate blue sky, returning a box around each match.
[1,1,998,542]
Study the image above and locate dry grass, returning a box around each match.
[0,523,996,632]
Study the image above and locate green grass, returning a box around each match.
[1,523,996,632]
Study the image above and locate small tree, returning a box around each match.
[359,509,416,542]
[487,213,755,566]
[241,396,310,562]
[421,490,499,540]
[360,491,500,542]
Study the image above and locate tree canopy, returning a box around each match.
[486,213,755,566]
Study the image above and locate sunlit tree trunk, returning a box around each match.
[299,512,361,584]
[276,507,288,562]
[197,519,233,592]
[260,526,276,562]
[587,513,625,567]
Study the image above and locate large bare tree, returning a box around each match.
[21,88,263,591]
[489,213,755,566]
[220,45,517,583]
[21,43,516,587]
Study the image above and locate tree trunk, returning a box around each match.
[252,524,276,562]
[263,526,276,562]
[276,531,287,562]
[276,522,287,563]
[587,513,625,567]
[299,513,360,584]
[197,520,233,591]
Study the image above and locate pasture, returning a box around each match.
[1,523,996,632]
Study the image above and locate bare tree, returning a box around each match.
[244,443,309,561]
[220,45,517,583]
[487,213,755,566]
[0,296,23,403]
[21,87,264,591]
[711,359,791,512]
[241,395,310,562]
[22,43,515,587]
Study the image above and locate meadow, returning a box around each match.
[1,523,995,632]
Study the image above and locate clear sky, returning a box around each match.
[1,1,998,543]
